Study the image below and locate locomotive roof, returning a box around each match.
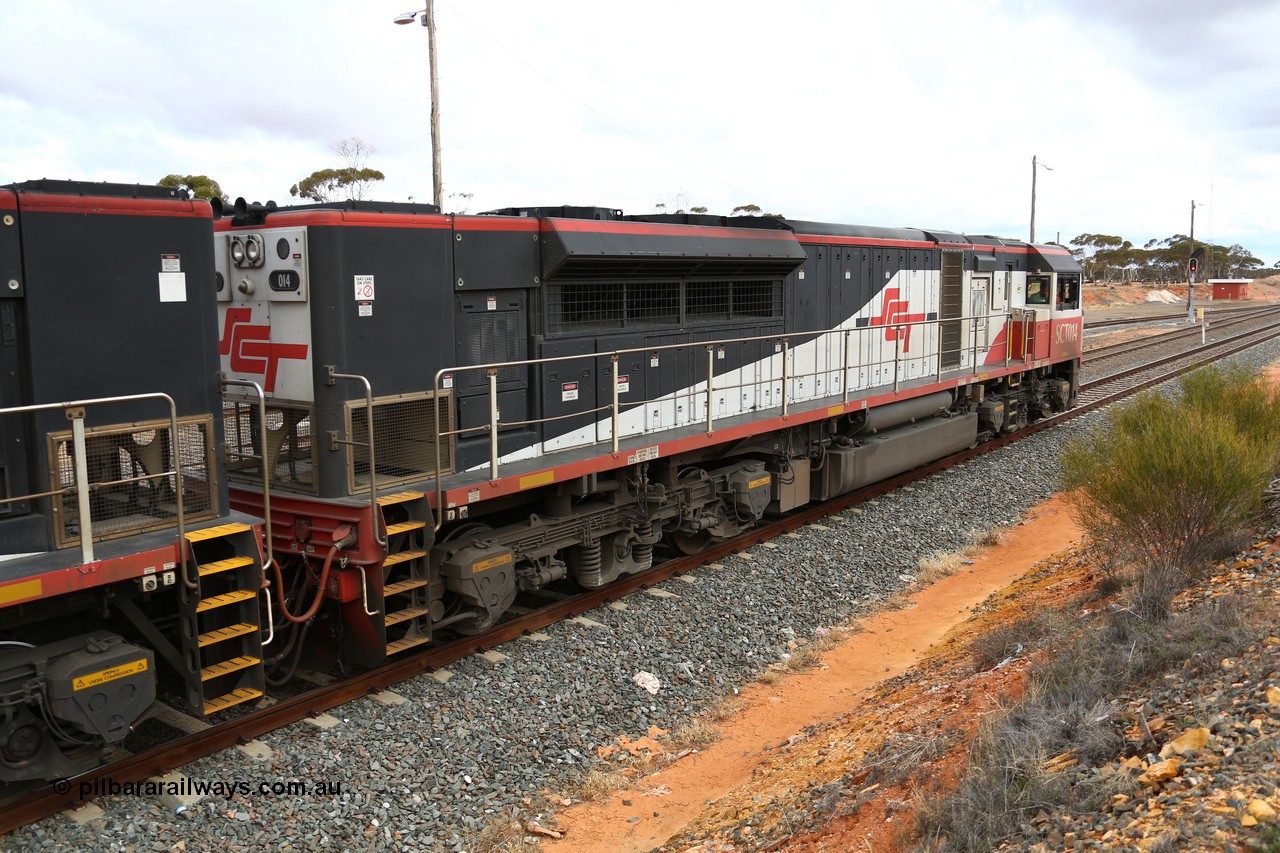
[2,178,189,201]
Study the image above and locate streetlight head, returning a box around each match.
[393,12,418,24]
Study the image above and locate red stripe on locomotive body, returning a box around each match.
[454,215,541,232]
[12,193,212,218]
[0,543,184,606]
[544,218,799,241]
[792,233,1074,256]
[794,233,937,249]
[0,189,15,209]
[213,210,454,231]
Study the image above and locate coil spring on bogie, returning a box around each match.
[574,541,603,588]
[633,520,653,570]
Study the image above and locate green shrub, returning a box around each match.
[1062,367,1279,617]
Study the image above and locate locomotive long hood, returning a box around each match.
[539,218,807,280]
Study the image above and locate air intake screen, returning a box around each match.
[48,416,217,548]
[346,392,454,493]
[223,401,317,494]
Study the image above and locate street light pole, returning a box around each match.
[1186,200,1198,323]
[1029,155,1053,243]
[395,3,442,209]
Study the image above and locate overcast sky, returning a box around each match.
[3,0,1277,264]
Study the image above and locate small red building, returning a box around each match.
[1210,279,1250,300]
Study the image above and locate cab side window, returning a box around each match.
[1026,274,1051,305]
[1056,274,1080,310]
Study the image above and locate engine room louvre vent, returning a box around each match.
[464,311,524,387]
[346,392,454,493]
[48,416,217,549]
[223,401,317,494]
[547,279,781,333]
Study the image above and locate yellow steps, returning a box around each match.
[384,578,428,596]
[200,655,262,681]
[386,634,431,655]
[385,605,431,627]
[377,490,426,507]
[385,519,426,537]
[198,555,254,577]
[383,550,426,568]
[203,686,263,716]
[197,622,257,648]
[186,523,253,543]
[195,589,256,613]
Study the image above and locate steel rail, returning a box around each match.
[1085,302,1266,329]
[1083,306,1280,362]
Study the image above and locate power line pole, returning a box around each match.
[1030,155,1037,243]
[1186,200,1198,323]
[426,0,442,209]
[1029,155,1052,243]
[395,4,443,209]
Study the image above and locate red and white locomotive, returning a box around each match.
[0,181,1081,782]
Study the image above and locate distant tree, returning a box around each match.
[290,137,385,202]
[157,174,228,202]
[730,203,781,217]
[654,195,707,215]
[446,191,474,214]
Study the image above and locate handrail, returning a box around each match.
[430,307,1061,526]
[326,367,387,548]
[220,376,273,572]
[0,393,190,586]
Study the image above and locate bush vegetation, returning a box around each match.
[1060,365,1280,617]
[913,365,1280,850]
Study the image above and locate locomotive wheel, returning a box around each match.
[450,586,516,635]
[670,530,711,555]
[436,521,511,635]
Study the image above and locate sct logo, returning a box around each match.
[870,287,926,352]
[218,308,308,393]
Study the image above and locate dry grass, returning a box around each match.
[968,608,1065,670]
[666,716,722,752]
[463,808,549,853]
[571,767,639,801]
[705,694,748,723]
[913,590,1266,851]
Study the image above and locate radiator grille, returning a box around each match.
[346,392,453,493]
[223,401,316,493]
[48,416,217,548]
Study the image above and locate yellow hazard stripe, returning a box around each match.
[0,578,42,606]
[73,658,149,691]
[472,552,513,573]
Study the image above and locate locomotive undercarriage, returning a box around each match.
[418,361,1079,640]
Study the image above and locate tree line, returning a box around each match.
[1069,233,1268,283]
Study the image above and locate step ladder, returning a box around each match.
[377,491,433,656]
[178,523,266,716]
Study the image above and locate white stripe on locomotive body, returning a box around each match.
[473,263,1068,470]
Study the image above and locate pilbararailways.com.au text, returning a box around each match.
[60,777,343,800]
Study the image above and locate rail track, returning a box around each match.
[6,319,1280,834]
[1084,301,1266,329]
[1083,305,1280,366]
